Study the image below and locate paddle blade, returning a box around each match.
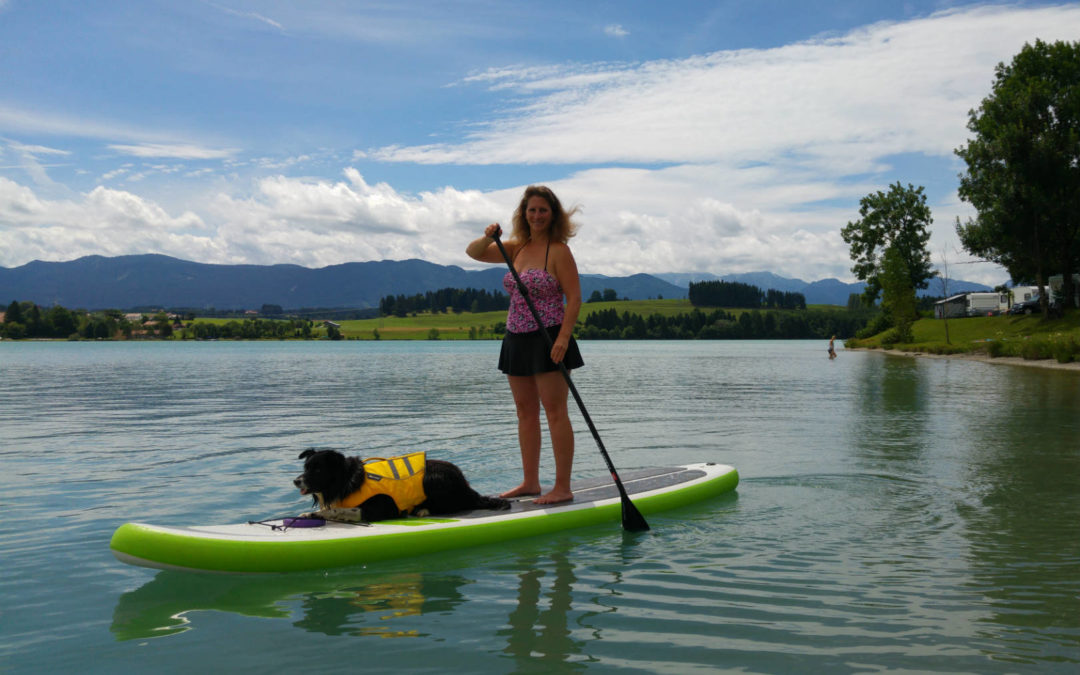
[621,499,650,532]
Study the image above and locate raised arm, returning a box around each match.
[466,223,512,263]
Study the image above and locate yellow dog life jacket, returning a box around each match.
[335,452,427,514]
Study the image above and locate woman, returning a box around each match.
[465,185,584,504]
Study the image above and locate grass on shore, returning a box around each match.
[845,311,1080,363]
[188,299,866,341]
[316,299,849,340]
[317,300,705,340]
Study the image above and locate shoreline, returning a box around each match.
[865,348,1080,372]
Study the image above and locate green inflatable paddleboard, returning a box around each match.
[111,462,738,574]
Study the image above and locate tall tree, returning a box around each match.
[841,182,934,305]
[880,245,917,344]
[5,300,24,325]
[955,39,1080,314]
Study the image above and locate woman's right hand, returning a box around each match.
[466,224,503,261]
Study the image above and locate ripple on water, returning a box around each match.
[1,341,1078,673]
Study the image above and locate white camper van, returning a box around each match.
[1009,286,1040,306]
[965,292,1006,316]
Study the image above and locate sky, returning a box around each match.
[2,1,1079,286]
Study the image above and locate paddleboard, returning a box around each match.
[111,462,738,574]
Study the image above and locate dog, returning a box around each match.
[294,449,511,523]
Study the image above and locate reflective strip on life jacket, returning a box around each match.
[336,451,427,514]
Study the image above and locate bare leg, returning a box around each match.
[534,370,574,505]
[501,375,542,498]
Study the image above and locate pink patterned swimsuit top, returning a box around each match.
[503,240,565,334]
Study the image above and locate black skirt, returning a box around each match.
[498,325,584,376]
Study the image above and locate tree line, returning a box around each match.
[688,280,807,310]
[181,318,316,340]
[1,300,319,340]
[840,39,1079,342]
[581,307,871,340]
[2,301,136,339]
[955,39,1080,316]
[379,287,509,317]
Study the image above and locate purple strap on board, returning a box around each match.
[281,517,326,528]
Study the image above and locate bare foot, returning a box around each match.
[500,483,542,499]
[534,489,574,505]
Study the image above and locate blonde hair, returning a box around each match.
[509,185,579,244]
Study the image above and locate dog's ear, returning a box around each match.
[299,449,316,460]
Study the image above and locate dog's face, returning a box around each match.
[294,449,354,507]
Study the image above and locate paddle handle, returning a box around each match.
[491,231,649,532]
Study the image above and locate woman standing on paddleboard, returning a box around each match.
[466,185,584,505]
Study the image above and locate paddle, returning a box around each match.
[491,229,649,532]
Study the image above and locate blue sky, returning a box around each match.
[2,1,1079,285]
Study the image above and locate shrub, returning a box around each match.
[925,342,967,355]
[1052,335,1078,363]
[1020,339,1053,360]
[880,323,914,348]
[856,313,892,339]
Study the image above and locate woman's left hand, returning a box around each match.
[550,336,568,364]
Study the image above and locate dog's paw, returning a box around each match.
[414,508,431,517]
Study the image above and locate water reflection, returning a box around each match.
[292,572,469,638]
[849,354,931,464]
[499,551,585,672]
[111,569,468,641]
[951,369,1080,663]
[112,571,294,640]
[112,548,591,657]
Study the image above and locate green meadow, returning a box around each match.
[327,300,702,340]
[186,299,860,341]
[847,311,1080,362]
[271,299,850,340]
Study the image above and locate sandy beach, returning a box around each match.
[868,348,1080,372]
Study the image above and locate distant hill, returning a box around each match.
[653,271,992,306]
[0,254,686,310]
[0,255,994,311]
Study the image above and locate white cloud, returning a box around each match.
[7,142,71,157]
[0,177,219,266]
[108,143,237,160]
[374,5,1080,170]
[203,169,507,267]
[205,1,284,31]
[0,103,179,146]
[100,166,131,181]
[3,139,71,187]
[0,161,997,284]
[605,24,629,38]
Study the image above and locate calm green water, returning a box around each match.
[1,340,1078,673]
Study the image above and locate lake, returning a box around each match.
[1,340,1078,673]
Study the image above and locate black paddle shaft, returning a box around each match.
[491,231,649,532]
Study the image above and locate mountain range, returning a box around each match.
[0,254,992,311]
